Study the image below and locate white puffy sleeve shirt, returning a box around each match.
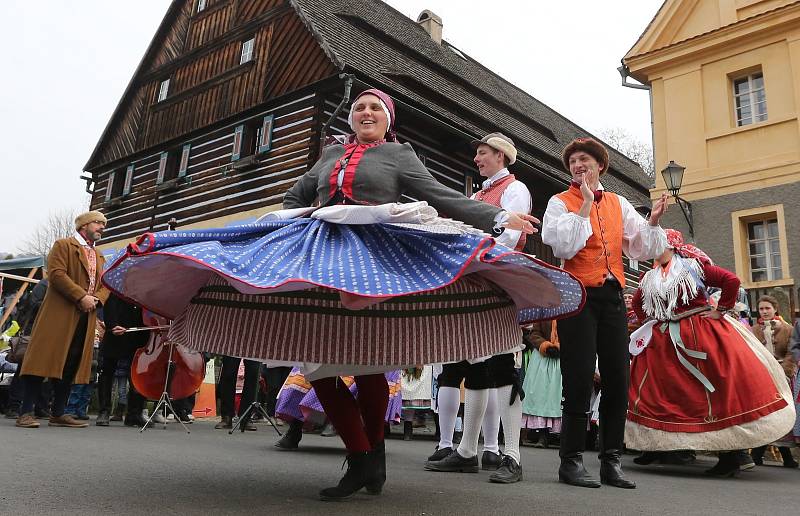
[471,170,532,249]
[541,187,667,261]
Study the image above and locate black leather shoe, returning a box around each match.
[319,452,379,501]
[123,414,150,428]
[705,453,739,477]
[633,451,661,465]
[599,451,636,489]
[95,410,110,427]
[481,450,502,471]
[424,450,479,473]
[559,456,601,488]
[275,420,303,450]
[489,455,522,484]
[426,446,453,462]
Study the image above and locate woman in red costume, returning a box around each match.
[626,230,795,476]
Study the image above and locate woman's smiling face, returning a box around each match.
[352,94,389,144]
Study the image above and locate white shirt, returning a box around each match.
[541,182,666,261]
[73,231,91,247]
[472,169,532,249]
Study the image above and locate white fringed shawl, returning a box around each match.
[639,255,705,321]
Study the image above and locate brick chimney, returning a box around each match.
[417,10,443,44]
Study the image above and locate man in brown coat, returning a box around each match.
[16,211,109,428]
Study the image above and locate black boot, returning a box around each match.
[274,419,303,450]
[558,415,600,488]
[599,450,636,489]
[365,441,386,495]
[319,452,379,501]
[95,410,110,427]
[778,446,799,468]
[403,420,413,441]
[633,451,662,465]
[705,451,739,477]
[750,445,766,466]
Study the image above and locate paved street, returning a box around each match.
[1,418,797,516]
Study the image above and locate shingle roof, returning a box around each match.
[291,0,653,205]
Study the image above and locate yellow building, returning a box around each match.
[623,0,800,317]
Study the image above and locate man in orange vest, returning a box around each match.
[542,138,668,489]
[425,133,531,484]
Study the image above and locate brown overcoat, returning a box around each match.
[752,318,797,378]
[20,236,108,383]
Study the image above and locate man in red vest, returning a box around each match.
[425,133,531,484]
[542,138,668,489]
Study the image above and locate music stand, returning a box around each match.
[228,370,282,436]
[140,341,191,434]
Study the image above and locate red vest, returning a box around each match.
[473,174,527,251]
[556,185,626,288]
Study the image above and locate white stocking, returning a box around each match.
[497,385,523,464]
[436,386,460,450]
[481,388,500,454]
[456,389,489,459]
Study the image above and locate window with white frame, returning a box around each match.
[157,79,170,102]
[197,0,207,13]
[747,218,782,282]
[733,72,767,127]
[240,37,255,65]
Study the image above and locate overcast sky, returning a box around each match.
[0,0,663,255]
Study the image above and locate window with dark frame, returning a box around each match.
[232,115,274,161]
[156,150,180,184]
[747,218,782,282]
[733,72,767,127]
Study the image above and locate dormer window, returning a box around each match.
[240,37,255,64]
[157,79,170,102]
[197,0,207,13]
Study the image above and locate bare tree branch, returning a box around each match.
[600,128,654,178]
[16,208,82,258]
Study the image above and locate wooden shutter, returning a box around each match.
[105,171,116,202]
[178,144,191,178]
[157,152,169,184]
[258,115,274,153]
[232,125,243,161]
[122,165,134,196]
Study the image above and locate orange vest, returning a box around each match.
[556,186,626,288]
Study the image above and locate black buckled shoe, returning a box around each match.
[426,446,453,462]
[599,450,636,489]
[489,455,522,484]
[319,452,378,501]
[424,450,479,473]
[481,450,502,471]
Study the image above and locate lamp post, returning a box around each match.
[660,160,694,238]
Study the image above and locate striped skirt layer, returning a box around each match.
[169,274,521,366]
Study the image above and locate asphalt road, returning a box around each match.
[1,418,798,515]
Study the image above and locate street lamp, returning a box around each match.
[660,160,694,238]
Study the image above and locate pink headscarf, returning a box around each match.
[346,88,397,143]
[666,229,713,265]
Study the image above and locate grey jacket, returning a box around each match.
[283,142,502,234]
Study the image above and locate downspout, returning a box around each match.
[618,62,656,190]
[319,73,355,150]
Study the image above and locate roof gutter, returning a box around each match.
[618,62,656,190]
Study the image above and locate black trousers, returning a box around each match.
[218,356,260,417]
[262,366,291,416]
[21,313,88,417]
[557,281,629,452]
[437,354,516,390]
[97,355,144,414]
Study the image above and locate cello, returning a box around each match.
[130,311,205,403]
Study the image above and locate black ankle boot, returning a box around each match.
[319,452,378,501]
[558,415,600,488]
[705,452,739,477]
[403,420,413,441]
[599,450,636,489]
[779,446,799,468]
[274,420,303,450]
[365,441,386,495]
[633,451,662,465]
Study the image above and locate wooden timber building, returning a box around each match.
[85,0,653,280]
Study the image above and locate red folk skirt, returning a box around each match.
[628,314,788,440]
